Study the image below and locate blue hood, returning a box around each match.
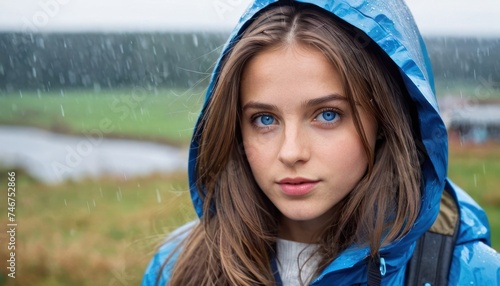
[188,0,448,280]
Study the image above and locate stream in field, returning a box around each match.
[0,125,187,183]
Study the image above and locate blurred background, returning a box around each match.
[0,0,499,285]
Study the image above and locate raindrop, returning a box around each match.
[68,71,77,84]
[116,191,121,202]
[59,73,65,84]
[192,34,198,47]
[117,187,123,201]
[156,189,162,203]
[60,104,65,117]
[64,199,67,206]
[19,90,23,98]
[0,64,4,76]
[87,201,91,213]
[37,89,41,99]
[60,89,65,97]
[99,187,103,197]
[93,199,96,207]
[153,46,157,55]
[36,38,45,49]
[32,67,37,78]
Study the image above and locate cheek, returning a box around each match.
[243,137,278,177]
[320,134,368,173]
[242,142,269,188]
[242,125,271,168]
[243,141,261,168]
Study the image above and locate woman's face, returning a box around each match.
[240,43,378,242]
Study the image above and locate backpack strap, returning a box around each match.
[367,254,382,286]
[405,188,460,286]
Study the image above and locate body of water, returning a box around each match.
[0,126,187,183]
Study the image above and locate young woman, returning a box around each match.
[143,1,500,285]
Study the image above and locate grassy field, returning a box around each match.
[435,78,500,100]
[448,143,500,249]
[0,87,499,285]
[0,170,196,286]
[0,88,206,146]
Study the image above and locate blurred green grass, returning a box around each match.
[435,78,500,99]
[0,170,196,286]
[0,88,205,146]
[448,143,500,250]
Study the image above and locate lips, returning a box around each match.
[277,177,320,196]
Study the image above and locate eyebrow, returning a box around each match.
[241,101,279,112]
[242,93,347,112]
[304,93,347,108]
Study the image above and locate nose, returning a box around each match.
[278,124,310,167]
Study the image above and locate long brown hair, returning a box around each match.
[162,3,422,285]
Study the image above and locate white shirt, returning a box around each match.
[276,238,321,286]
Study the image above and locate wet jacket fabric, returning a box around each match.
[142,0,500,285]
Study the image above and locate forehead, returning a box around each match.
[240,43,345,105]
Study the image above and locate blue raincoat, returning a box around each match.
[143,0,500,285]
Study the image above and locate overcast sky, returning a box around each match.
[0,0,499,36]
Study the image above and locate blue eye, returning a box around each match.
[315,110,338,122]
[255,115,276,126]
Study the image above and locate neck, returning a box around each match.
[278,216,326,243]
